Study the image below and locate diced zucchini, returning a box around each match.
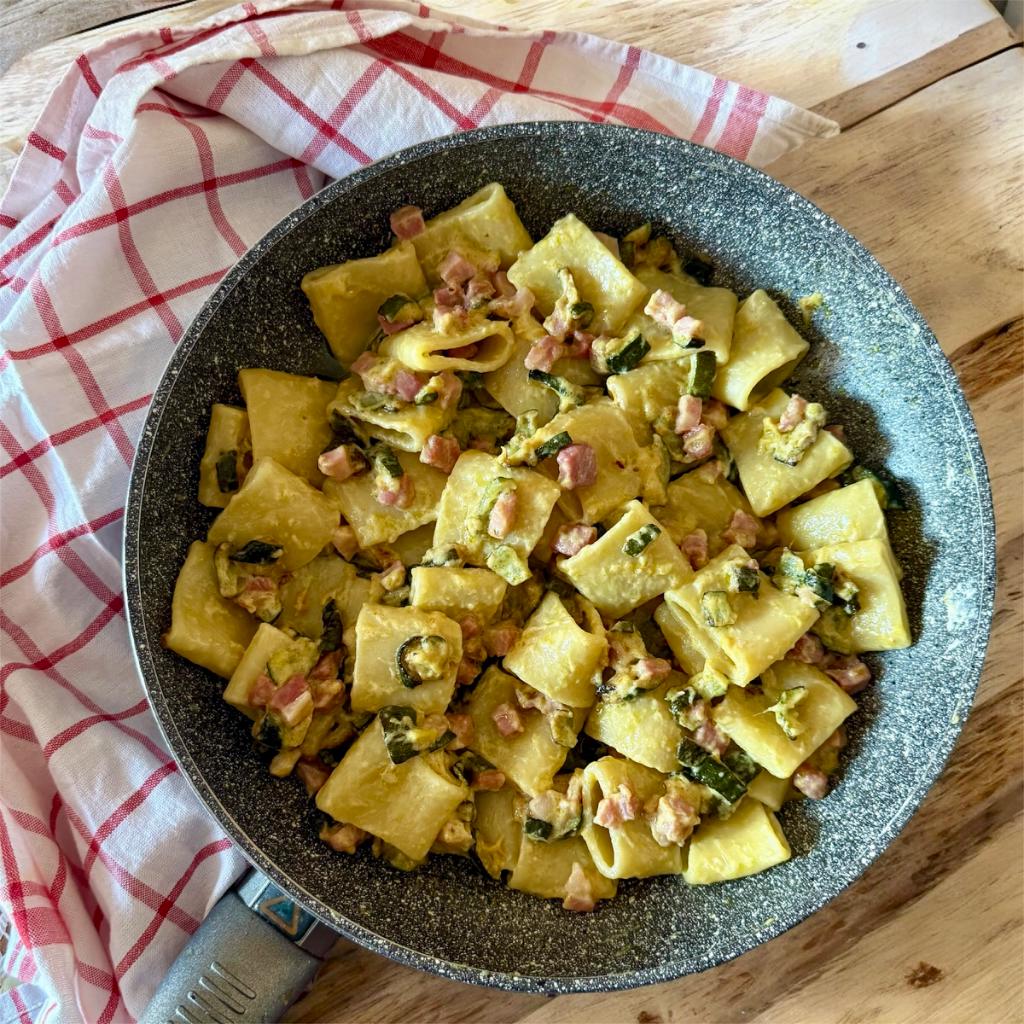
[666,685,704,730]
[526,369,585,413]
[320,599,343,654]
[676,738,747,804]
[378,705,453,764]
[367,442,404,478]
[722,749,759,785]
[229,540,283,565]
[687,350,716,398]
[689,665,730,699]
[267,637,319,685]
[622,523,661,557]
[758,402,826,466]
[700,590,736,627]
[765,686,808,739]
[605,332,650,375]
[535,431,573,460]
[485,544,532,585]
[569,301,594,328]
[803,562,835,606]
[728,564,760,594]
[378,293,424,325]
[215,450,239,494]
[395,635,451,688]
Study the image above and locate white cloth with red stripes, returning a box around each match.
[0,1,837,1019]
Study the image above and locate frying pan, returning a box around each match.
[124,122,995,1021]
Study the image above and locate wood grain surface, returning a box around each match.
[1,2,1021,1022]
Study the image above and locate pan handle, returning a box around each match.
[140,870,339,1023]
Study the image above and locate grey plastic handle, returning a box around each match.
[140,872,338,1023]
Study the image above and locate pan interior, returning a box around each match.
[123,123,994,993]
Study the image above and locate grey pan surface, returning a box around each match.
[123,122,995,994]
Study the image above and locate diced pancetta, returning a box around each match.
[649,788,699,847]
[438,249,477,287]
[721,508,759,549]
[675,394,703,434]
[793,764,830,800]
[249,673,275,709]
[447,342,479,359]
[787,632,826,665]
[552,522,597,557]
[682,423,715,460]
[420,433,461,473]
[487,489,518,539]
[524,335,564,373]
[445,713,474,749]
[823,653,872,694]
[701,399,729,431]
[693,720,729,758]
[473,769,506,791]
[556,443,598,489]
[594,231,620,258]
[594,784,642,829]
[318,445,365,481]
[375,474,415,509]
[389,205,425,239]
[562,862,596,912]
[680,528,709,570]
[779,394,808,432]
[483,621,520,657]
[393,369,425,402]
[433,371,463,409]
[491,702,523,736]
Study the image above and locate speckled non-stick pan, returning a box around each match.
[124,123,995,1021]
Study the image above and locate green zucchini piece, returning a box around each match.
[215,450,239,494]
[686,350,716,398]
[254,716,283,752]
[377,293,423,325]
[834,578,861,615]
[320,599,343,654]
[765,686,808,739]
[803,563,835,605]
[622,523,661,557]
[605,332,650,375]
[683,256,714,287]
[535,431,573,460]
[378,705,454,765]
[414,389,438,406]
[451,750,496,785]
[395,634,450,688]
[328,409,361,446]
[457,370,484,389]
[526,369,585,412]
[229,540,283,565]
[367,442,403,478]
[722,749,759,785]
[728,564,760,594]
[666,686,704,730]
[675,738,747,804]
[524,818,553,841]
[701,590,736,627]
[569,301,594,329]
[548,706,577,747]
[689,666,730,700]
[485,544,532,586]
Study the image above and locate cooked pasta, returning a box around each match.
[163,187,911,912]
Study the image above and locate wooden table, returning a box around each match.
[2,1,1021,1021]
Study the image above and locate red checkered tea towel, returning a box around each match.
[0,2,837,1019]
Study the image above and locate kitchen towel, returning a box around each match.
[0,2,838,1019]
